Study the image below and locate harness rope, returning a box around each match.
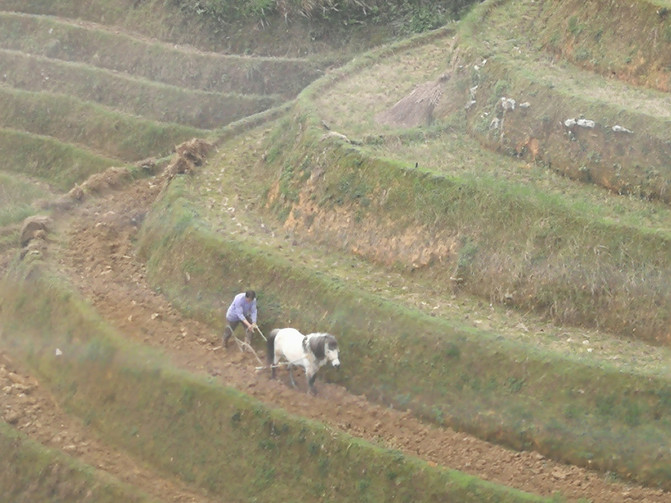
[254,361,298,371]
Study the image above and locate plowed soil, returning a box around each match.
[2,167,669,503]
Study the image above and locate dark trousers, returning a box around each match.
[223,317,253,346]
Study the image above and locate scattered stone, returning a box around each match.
[577,118,595,128]
[564,118,596,129]
[4,409,21,424]
[552,468,568,480]
[500,97,516,111]
[612,124,633,133]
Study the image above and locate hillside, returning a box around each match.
[1,0,671,502]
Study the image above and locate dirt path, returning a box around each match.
[2,169,651,503]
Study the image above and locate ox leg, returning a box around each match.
[307,372,317,395]
[270,353,279,380]
[288,364,298,388]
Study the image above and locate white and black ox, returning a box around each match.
[267,328,340,394]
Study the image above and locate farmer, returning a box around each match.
[223,290,258,348]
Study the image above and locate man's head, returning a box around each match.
[245,290,256,301]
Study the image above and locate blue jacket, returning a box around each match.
[226,292,257,324]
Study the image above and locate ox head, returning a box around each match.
[310,333,340,369]
[325,336,340,369]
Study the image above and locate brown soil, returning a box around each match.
[2,161,670,503]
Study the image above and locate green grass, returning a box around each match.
[528,0,671,90]
[194,121,671,364]
[0,86,207,162]
[0,11,324,97]
[452,44,671,203]
[0,172,51,226]
[0,49,282,129]
[0,421,157,503]
[0,0,473,59]
[0,128,119,190]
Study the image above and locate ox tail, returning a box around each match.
[267,328,279,365]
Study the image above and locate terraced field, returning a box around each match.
[1,0,671,502]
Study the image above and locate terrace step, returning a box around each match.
[312,20,671,202]
[0,86,205,162]
[0,127,119,189]
[195,124,671,380]
[0,11,324,97]
[0,49,283,129]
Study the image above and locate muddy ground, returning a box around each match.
[1,167,669,503]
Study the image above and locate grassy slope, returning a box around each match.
[0,49,282,129]
[2,0,671,498]
[0,172,53,253]
[0,127,119,189]
[456,0,671,203]
[531,0,671,92]
[0,2,547,501]
[0,172,51,226]
[0,86,206,162]
[299,3,671,344]
[136,132,671,490]
[0,259,547,503]
[0,12,324,97]
[0,0,452,58]
[132,0,671,490]
[0,422,158,503]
